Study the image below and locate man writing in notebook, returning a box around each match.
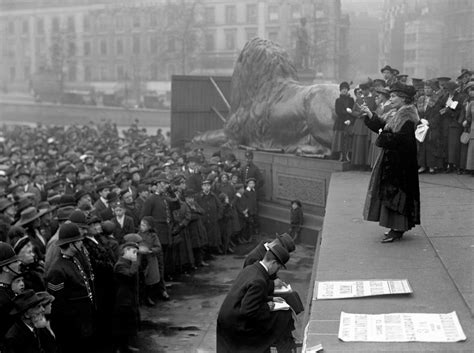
[217,244,296,352]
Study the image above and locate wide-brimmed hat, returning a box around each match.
[12,235,31,254]
[14,207,48,227]
[268,244,290,269]
[74,189,91,203]
[56,223,83,247]
[444,80,458,91]
[276,232,296,253]
[380,65,396,74]
[457,69,472,80]
[10,289,44,315]
[56,206,76,221]
[375,87,390,98]
[389,82,416,98]
[0,198,14,212]
[58,194,76,208]
[0,242,19,267]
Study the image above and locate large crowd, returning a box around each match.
[333,66,474,175]
[0,120,280,353]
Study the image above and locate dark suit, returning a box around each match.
[0,284,15,347]
[4,321,56,353]
[217,262,293,353]
[112,215,136,244]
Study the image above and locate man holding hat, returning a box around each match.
[45,223,95,353]
[217,244,295,352]
[0,242,22,346]
[4,289,56,353]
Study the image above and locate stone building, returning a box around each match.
[0,0,349,94]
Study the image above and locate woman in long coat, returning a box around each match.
[362,83,421,242]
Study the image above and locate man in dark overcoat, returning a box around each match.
[217,244,295,353]
[45,223,95,353]
[240,151,264,199]
[195,179,223,254]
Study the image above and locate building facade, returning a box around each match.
[0,0,347,94]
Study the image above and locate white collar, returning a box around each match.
[236,193,242,198]
[263,242,270,251]
[246,187,253,192]
[100,197,108,204]
[259,261,269,273]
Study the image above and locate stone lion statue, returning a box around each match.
[192,38,338,154]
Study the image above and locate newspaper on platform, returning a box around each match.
[314,279,412,300]
[338,311,466,342]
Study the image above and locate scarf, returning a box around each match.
[384,104,419,133]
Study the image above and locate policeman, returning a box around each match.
[45,223,95,353]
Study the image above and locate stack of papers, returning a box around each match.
[274,284,292,294]
[271,301,290,311]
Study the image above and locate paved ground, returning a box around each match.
[138,239,316,353]
[305,171,474,352]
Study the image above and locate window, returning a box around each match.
[84,65,92,81]
[52,17,60,32]
[98,15,107,32]
[225,29,236,50]
[68,42,76,56]
[68,63,76,81]
[100,66,107,81]
[10,67,16,82]
[115,15,124,31]
[246,28,258,41]
[204,7,215,24]
[291,5,301,19]
[36,19,44,34]
[117,65,125,80]
[226,5,236,24]
[100,39,107,55]
[205,32,215,51]
[133,35,140,54]
[8,21,15,35]
[116,38,123,55]
[150,63,158,80]
[150,37,158,54]
[133,14,140,28]
[84,41,91,56]
[67,16,75,32]
[83,16,90,32]
[246,4,258,24]
[268,5,279,22]
[168,38,175,52]
[22,19,29,35]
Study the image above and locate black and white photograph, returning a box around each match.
[0,0,472,352]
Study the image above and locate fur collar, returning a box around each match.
[384,104,419,133]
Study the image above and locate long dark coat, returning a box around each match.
[216,262,293,353]
[334,94,355,131]
[195,191,222,248]
[4,321,57,353]
[364,104,421,228]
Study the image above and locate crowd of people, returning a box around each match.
[333,66,474,175]
[0,120,282,353]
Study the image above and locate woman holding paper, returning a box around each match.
[361,83,421,243]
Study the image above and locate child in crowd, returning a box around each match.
[289,200,304,241]
[113,241,140,353]
[138,216,166,305]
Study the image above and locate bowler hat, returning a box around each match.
[10,289,43,315]
[56,223,83,247]
[375,87,390,98]
[62,165,76,175]
[15,168,30,178]
[457,68,472,80]
[245,177,256,184]
[74,189,91,203]
[58,194,76,207]
[372,79,385,87]
[155,173,169,184]
[96,181,113,192]
[276,232,296,253]
[68,210,88,229]
[56,206,75,221]
[0,242,19,267]
[268,244,290,269]
[202,179,212,185]
[389,82,416,98]
[14,207,48,227]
